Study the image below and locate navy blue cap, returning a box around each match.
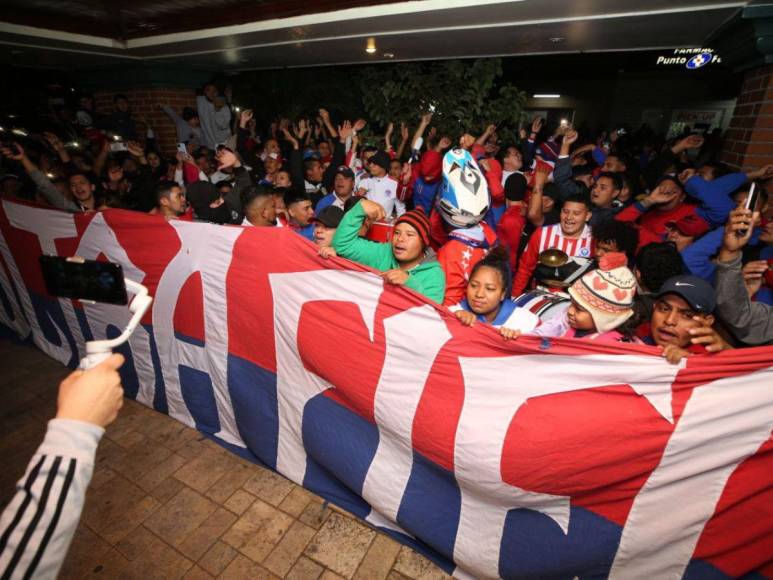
[335,165,355,179]
[657,274,716,313]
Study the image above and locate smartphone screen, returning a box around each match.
[745,182,759,212]
[39,256,128,305]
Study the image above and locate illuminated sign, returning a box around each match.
[656,48,721,69]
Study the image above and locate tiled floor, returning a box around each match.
[0,339,452,580]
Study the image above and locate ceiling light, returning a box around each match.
[533,94,561,98]
[383,52,395,59]
[366,37,377,54]
[549,37,565,43]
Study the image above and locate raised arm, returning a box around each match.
[1,143,80,211]
[715,207,773,345]
[318,108,338,139]
[476,123,496,146]
[395,123,410,160]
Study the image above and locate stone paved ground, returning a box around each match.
[0,339,452,580]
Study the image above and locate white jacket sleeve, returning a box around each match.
[0,419,103,580]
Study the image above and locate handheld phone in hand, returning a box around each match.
[110,141,128,152]
[744,182,759,212]
[39,256,128,305]
[177,142,188,155]
[737,183,759,238]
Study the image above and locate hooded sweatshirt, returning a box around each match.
[333,203,445,303]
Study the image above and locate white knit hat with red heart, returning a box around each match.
[568,252,637,333]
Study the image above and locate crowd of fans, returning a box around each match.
[1,81,771,361]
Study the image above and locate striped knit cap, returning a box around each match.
[568,252,636,333]
[395,208,431,248]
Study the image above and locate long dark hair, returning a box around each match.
[613,298,647,342]
[469,246,512,297]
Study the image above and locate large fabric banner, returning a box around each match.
[0,199,771,579]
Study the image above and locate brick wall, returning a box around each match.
[94,87,197,155]
[720,64,773,171]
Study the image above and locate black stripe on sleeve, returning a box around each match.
[0,455,47,556]
[23,458,77,580]
[1,456,62,580]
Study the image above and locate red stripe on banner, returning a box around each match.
[174,272,204,342]
[501,385,674,525]
[694,434,773,577]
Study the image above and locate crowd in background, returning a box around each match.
[1,81,771,360]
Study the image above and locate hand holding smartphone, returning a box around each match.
[40,256,128,305]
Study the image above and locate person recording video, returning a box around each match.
[0,354,125,580]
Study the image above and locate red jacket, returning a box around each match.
[483,158,505,209]
[615,200,708,250]
[496,205,526,272]
[436,222,498,306]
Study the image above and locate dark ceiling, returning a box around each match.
[0,1,752,73]
[0,0,397,40]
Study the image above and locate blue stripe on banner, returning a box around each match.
[227,353,280,470]
[684,560,733,580]
[107,323,139,400]
[302,392,378,520]
[30,293,78,368]
[145,324,168,414]
[500,505,621,578]
[174,331,205,347]
[398,450,461,560]
[74,307,93,343]
[179,364,221,435]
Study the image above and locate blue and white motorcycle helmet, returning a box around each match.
[437,147,490,228]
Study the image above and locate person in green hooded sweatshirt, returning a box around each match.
[321,198,445,303]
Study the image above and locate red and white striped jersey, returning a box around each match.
[513,223,594,296]
[537,223,593,257]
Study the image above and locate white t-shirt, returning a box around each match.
[448,302,539,333]
[358,175,405,218]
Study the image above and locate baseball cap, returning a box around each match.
[665,214,710,238]
[656,274,716,313]
[302,149,321,161]
[311,206,344,228]
[335,165,354,179]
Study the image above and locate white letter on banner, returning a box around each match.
[361,306,451,524]
[0,201,78,363]
[453,353,682,580]
[269,269,382,485]
[610,366,773,580]
[153,221,244,446]
[74,213,156,406]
